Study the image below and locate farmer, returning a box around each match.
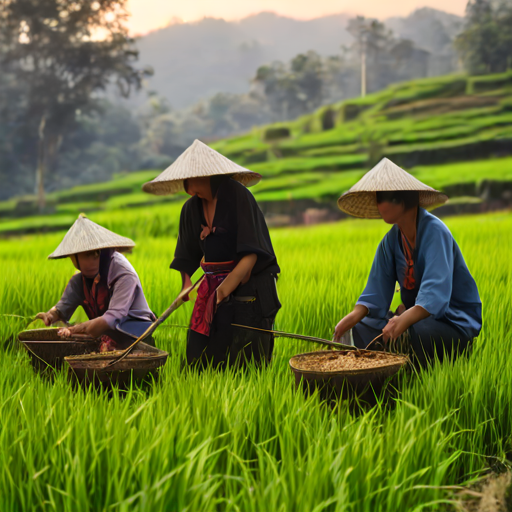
[142,139,281,369]
[36,214,156,352]
[332,158,482,365]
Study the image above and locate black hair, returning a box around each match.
[376,191,420,211]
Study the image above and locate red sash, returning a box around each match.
[82,274,110,319]
[400,230,415,290]
[190,260,236,336]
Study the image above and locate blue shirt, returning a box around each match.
[356,208,482,338]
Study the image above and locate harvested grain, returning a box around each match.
[292,350,407,372]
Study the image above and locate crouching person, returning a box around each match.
[36,214,156,352]
[333,158,482,366]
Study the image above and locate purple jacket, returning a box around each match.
[54,251,155,329]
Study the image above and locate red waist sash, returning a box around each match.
[190,260,236,336]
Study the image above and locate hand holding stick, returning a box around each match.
[103,277,204,369]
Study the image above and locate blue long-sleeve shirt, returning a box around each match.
[356,208,482,338]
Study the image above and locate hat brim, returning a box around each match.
[48,244,135,260]
[337,190,449,219]
[142,172,261,195]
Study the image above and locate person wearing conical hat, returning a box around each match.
[35,214,156,352]
[332,158,482,366]
[143,139,281,369]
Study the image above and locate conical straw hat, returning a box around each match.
[48,214,135,259]
[142,139,262,195]
[337,158,448,219]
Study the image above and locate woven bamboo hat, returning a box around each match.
[337,158,448,219]
[48,214,135,259]
[142,139,262,195]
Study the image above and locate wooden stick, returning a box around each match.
[103,277,204,370]
[231,323,357,350]
[365,333,384,351]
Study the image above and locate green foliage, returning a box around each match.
[1,72,512,237]
[455,0,512,75]
[0,213,510,510]
[0,0,149,206]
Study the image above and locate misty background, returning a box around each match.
[0,1,509,201]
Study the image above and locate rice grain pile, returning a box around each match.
[292,350,407,372]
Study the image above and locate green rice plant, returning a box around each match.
[0,212,510,511]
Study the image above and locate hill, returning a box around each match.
[131,8,462,109]
[1,71,511,237]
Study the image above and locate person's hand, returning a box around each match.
[58,327,72,337]
[179,272,193,302]
[382,315,408,342]
[58,324,84,338]
[36,312,54,327]
[180,289,190,302]
[216,287,229,305]
[333,318,350,342]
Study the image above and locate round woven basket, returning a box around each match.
[289,350,408,400]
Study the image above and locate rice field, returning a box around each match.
[0,211,511,511]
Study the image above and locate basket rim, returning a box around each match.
[289,349,409,376]
[18,328,97,342]
[20,339,97,344]
[64,345,168,362]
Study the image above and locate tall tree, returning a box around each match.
[455,0,512,74]
[347,17,394,96]
[0,0,150,209]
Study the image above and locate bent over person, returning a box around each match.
[333,158,482,366]
[36,214,156,352]
[143,139,281,369]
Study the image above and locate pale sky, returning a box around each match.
[126,0,468,36]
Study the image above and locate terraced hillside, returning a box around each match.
[212,72,512,216]
[1,71,511,236]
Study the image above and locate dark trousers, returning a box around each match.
[353,315,473,366]
[186,296,276,370]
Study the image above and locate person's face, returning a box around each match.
[377,201,405,225]
[72,250,100,278]
[184,177,211,200]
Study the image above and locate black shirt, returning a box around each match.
[170,178,280,277]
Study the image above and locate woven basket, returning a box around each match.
[290,350,408,400]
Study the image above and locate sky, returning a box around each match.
[126,0,468,36]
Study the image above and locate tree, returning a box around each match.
[455,0,512,74]
[347,17,394,96]
[253,52,327,121]
[0,0,150,209]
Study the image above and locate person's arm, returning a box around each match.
[35,307,62,327]
[179,271,193,302]
[333,304,369,342]
[38,274,83,326]
[382,305,429,341]
[216,254,257,304]
[333,235,396,341]
[59,273,137,338]
[59,317,110,338]
[170,200,203,277]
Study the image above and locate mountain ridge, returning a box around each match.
[132,8,462,110]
